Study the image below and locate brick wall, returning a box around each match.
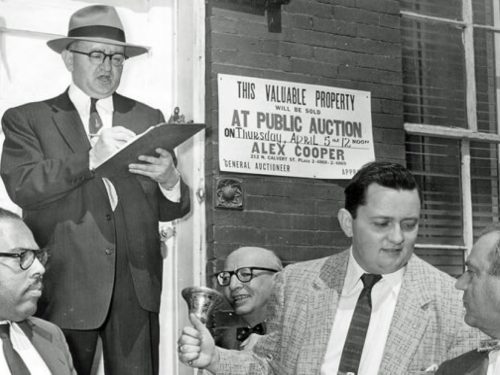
[205,0,404,280]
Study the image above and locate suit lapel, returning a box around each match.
[379,256,432,373]
[440,350,489,375]
[112,93,142,133]
[469,357,488,375]
[464,350,489,375]
[50,91,91,153]
[112,93,127,128]
[18,320,69,375]
[296,251,349,374]
[111,93,161,193]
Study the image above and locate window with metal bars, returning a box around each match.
[401,0,500,276]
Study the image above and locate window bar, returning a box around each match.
[461,140,473,255]
[461,0,475,255]
[400,10,500,32]
[494,0,500,226]
[414,244,467,250]
[400,10,466,27]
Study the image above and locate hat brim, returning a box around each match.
[47,36,149,58]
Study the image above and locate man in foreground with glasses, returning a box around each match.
[1,4,190,375]
[435,225,500,374]
[214,247,282,351]
[0,207,75,374]
[178,161,481,374]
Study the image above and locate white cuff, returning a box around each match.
[159,173,181,202]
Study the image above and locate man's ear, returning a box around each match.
[61,50,74,72]
[338,208,354,238]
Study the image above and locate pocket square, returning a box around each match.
[410,364,438,374]
[424,364,438,371]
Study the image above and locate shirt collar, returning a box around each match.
[489,348,500,363]
[343,247,405,294]
[68,83,114,114]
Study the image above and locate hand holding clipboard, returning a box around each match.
[94,123,205,177]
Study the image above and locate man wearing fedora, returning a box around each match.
[0,4,190,375]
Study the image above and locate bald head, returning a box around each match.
[224,247,282,271]
[222,247,282,325]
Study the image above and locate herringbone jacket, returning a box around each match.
[216,250,481,374]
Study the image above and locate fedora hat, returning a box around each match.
[47,5,148,58]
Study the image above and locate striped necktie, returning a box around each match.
[0,324,30,375]
[338,273,382,374]
[89,98,103,137]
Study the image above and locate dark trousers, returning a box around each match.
[63,202,159,375]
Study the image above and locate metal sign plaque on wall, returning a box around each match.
[218,74,375,179]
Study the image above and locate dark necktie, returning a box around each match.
[89,98,103,136]
[0,324,31,375]
[338,273,382,374]
[236,322,266,342]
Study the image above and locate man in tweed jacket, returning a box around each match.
[179,162,480,374]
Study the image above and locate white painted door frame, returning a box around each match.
[0,1,206,374]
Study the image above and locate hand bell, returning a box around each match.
[181,286,224,325]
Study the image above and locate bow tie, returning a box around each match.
[478,339,500,352]
[236,322,266,342]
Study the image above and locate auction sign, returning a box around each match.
[218,74,374,179]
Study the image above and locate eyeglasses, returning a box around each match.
[0,248,49,270]
[69,50,127,67]
[215,267,279,286]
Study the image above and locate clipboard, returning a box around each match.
[94,123,205,177]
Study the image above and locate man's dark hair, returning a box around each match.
[344,161,421,218]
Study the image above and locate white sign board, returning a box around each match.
[218,74,375,179]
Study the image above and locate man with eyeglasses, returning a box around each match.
[435,225,500,375]
[214,247,282,351]
[178,161,481,374]
[0,4,190,375]
[0,207,75,374]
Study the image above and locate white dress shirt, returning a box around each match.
[0,321,51,375]
[488,349,500,375]
[320,249,405,375]
[68,84,181,209]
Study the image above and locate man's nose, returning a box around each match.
[228,273,242,289]
[455,273,468,290]
[30,257,46,276]
[101,55,113,70]
[388,224,404,244]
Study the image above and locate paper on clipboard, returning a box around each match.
[94,122,205,177]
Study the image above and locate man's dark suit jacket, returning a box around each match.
[436,349,489,375]
[1,91,190,330]
[18,317,76,374]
